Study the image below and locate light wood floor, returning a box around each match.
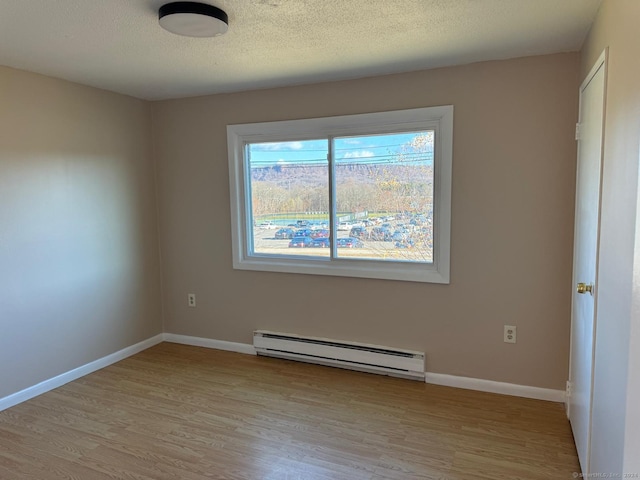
[0,343,579,479]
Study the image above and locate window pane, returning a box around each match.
[248,140,330,257]
[334,132,434,263]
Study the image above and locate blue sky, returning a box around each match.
[248,131,434,167]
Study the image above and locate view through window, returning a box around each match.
[248,131,434,262]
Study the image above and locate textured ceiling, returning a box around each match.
[0,0,602,100]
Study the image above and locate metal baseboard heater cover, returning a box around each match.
[253,330,425,380]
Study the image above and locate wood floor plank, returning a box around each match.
[0,342,579,479]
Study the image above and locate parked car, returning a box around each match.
[370,226,392,241]
[274,228,295,239]
[294,228,313,237]
[309,237,330,248]
[392,230,409,241]
[289,236,313,248]
[337,237,364,248]
[259,221,277,229]
[337,221,354,231]
[310,229,330,239]
[349,226,369,239]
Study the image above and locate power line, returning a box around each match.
[249,135,435,154]
[250,153,433,168]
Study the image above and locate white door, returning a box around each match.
[569,50,607,474]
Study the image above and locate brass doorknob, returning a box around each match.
[577,283,593,294]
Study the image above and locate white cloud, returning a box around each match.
[343,150,375,159]
[256,141,304,151]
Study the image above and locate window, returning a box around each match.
[227,106,453,283]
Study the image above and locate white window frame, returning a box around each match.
[227,106,453,283]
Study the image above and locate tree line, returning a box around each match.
[251,164,434,217]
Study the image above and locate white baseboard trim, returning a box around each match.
[162,335,564,402]
[1,332,564,411]
[424,372,565,403]
[163,333,256,356]
[0,334,164,412]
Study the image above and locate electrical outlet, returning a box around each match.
[504,325,517,343]
[188,293,196,307]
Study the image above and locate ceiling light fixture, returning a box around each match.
[159,2,228,37]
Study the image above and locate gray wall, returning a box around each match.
[0,67,163,399]
[153,53,579,390]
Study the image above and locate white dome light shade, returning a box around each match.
[159,2,228,37]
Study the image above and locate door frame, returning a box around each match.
[567,47,608,473]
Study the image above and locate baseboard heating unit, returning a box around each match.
[253,330,425,380]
